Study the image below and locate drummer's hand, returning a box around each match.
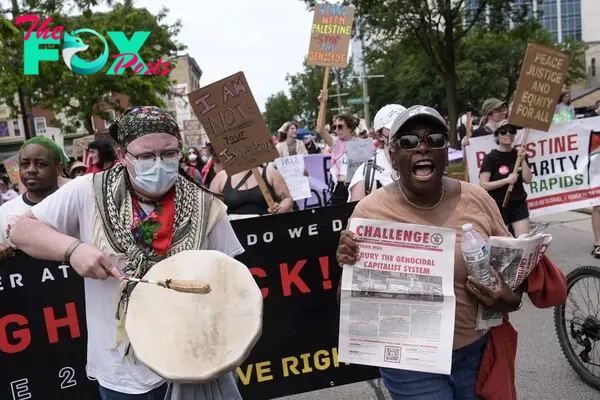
[69,243,122,280]
[0,244,14,260]
[336,230,359,267]
[466,268,522,313]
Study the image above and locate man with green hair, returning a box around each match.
[0,137,64,259]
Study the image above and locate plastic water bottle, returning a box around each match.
[461,223,494,287]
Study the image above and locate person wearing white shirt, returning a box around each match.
[348,104,406,202]
[0,137,63,259]
[0,179,18,202]
[10,106,245,400]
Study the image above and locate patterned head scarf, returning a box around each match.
[114,106,181,148]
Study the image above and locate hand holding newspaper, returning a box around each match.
[338,218,457,374]
[475,226,552,330]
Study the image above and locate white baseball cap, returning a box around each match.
[390,105,449,140]
[373,104,406,132]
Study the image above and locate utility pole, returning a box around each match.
[360,35,370,128]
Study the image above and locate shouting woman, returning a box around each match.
[336,106,525,399]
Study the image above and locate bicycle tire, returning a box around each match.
[554,265,600,390]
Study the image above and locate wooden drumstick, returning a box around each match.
[121,276,211,294]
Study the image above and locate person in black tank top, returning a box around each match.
[479,120,533,237]
[209,166,294,216]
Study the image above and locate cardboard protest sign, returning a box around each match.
[2,154,20,185]
[509,43,571,132]
[181,119,206,147]
[182,133,203,147]
[188,71,278,176]
[307,2,355,68]
[72,135,95,158]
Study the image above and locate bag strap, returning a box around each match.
[234,170,254,190]
[364,157,376,195]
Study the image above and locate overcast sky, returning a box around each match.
[133,0,315,111]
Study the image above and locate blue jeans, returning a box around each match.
[99,383,168,400]
[380,334,488,400]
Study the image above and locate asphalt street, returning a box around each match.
[280,211,600,400]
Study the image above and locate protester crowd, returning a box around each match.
[0,89,597,400]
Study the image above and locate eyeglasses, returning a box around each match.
[498,128,516,136]
[127,149,180,162]
[396,132,448,150]
[334,124,346,130]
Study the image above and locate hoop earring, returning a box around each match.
[391,169,401,182]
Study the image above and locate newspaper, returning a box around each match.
[475,226,553,330]
[338,218,457,374]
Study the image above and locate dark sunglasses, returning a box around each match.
[397,132,448,150]
[498,128,516,136]
[334,124,346,130]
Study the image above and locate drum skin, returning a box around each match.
[125,250,263,383]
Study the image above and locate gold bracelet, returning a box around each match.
[64,239,83,263]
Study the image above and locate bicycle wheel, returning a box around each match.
[554,265,600,389]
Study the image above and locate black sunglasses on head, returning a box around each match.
[396,132,448,150]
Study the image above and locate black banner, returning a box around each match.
[0,204,379,399]
[0,251,99,399]
[234,203,379,399]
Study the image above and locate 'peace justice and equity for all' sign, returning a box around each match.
[509,43,571,132]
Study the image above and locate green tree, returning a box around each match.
[366,40,446,119]
[558,37,587,87]
[285,58,362,129]
[263,91,296,133]
[301,0,504,145]
[1,0,184,135]
[361,9,585,122]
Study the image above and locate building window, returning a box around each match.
[592,58,596,77]
[12,120,20,136]
[103,110,116,129]
[0,121,8,137]
[34,117,47,134]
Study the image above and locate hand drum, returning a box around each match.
[125,250,263,383]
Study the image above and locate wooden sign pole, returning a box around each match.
[463,112,472,182]
[316,67,330,132]
[252,167,276,210]
[502,127,531,208]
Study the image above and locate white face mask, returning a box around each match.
[188,153,198,162]
[201,155,209,163]
[128,158,179,196]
